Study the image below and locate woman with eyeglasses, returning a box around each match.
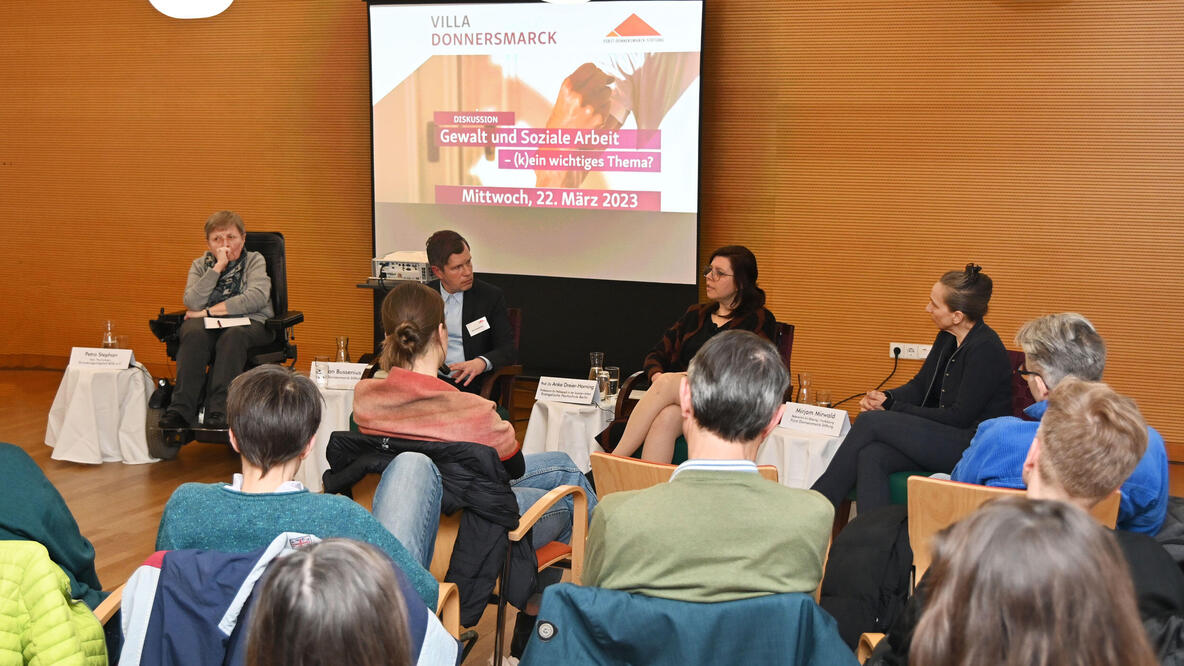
[811,264,1012,513]
[612,245,777,463]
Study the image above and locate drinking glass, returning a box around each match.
[116,335,130,350]
[101,320,117,349]
[335,336,351,363]
[588,351,605,381]
[816,389,833,409]
[605,366,621,397]
[312,356,330,387]
[597,369,611,402]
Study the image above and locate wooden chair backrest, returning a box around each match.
[907,475,1121,581]
[589,451,778,500]
[429,511,463,580]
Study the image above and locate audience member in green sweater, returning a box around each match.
[586,331,835,602]
[155,365,439,611]
[0,442,106,610]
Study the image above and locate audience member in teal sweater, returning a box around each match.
[154,366,438,611]
[0,442,106,610]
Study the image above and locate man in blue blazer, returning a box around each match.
[425,230,517,393]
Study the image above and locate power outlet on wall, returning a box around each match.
[889,343,932,360]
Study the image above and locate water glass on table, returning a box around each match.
[816,389,832,408]
[605,366,620,397]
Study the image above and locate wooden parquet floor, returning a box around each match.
[0,368,538,664]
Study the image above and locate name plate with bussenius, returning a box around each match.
[779,403,851,438]
[535,376,601,405]
[326,362,369,390]
[69,347,134,369]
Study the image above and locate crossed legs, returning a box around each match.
[612,372,685,463]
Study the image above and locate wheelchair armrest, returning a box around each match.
[265,310,304,331]
[149,310,186,343]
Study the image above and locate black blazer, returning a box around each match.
[883,320,1012,430]
[427,278,517,372]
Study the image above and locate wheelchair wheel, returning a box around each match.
[145,405,186,460]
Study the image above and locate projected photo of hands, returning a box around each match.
[371,1,702,285]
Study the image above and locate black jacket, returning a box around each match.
[323,432,536,626]
[884,320,1011,429]
[427,277,517,371]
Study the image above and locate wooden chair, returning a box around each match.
[429,484,589,661]
[589,451,778,499]
[93,583,123,625]
[907,475,1120,583]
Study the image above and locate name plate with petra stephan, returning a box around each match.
[69,347,134,369]
[535,376,600,405]
[779,403,851,438]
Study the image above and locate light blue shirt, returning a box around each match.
[440,286,465,366]
[439,284,491,372]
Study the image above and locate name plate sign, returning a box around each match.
[535,376,600,405]
[69,347,134,369]
[779,403,851,438]
[325,362,369,390]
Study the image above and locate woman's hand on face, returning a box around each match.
[650,372,663,385]
[212,246,231,272]
[860,390,888,412]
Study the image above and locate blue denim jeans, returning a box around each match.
[370,452,443,569]
[511,451,598,551]
[369,450,597,570]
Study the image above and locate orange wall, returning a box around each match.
[2,1,1181,452]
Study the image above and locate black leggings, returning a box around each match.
[811,410,974,513]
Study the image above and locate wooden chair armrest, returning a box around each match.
[857,632,886,663]
[436,581,461,639]
[478,364,522,399]
[94,583,124,625]
[509,485,588,583]
[614,371,648,421]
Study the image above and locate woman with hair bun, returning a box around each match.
[811,264,1012,513]
[352,282,597,657]
[612,245,778,463]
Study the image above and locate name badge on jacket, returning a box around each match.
[466,316,491,336]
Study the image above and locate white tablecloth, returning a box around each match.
[294,386,355,492]
[45,364,157,464]
[756,427,846,489]
[522,398,847,486]
[522,399,615,473]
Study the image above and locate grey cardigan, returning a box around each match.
[183,250,273,323]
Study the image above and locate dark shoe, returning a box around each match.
[509,611,536,659]
[203,412,227,429]
[158,410,189,430]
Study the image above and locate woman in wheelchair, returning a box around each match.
[158,211,273,431]
[611,245,777,463]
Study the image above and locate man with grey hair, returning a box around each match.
[583,330,834,601]
[951,312,1167,534]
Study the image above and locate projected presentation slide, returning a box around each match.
[370,0,702,285]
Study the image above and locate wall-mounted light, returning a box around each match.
[149,0,234,19]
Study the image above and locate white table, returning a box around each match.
[521,399,615,473]
[522,398,847,487]
[294,386,356,492]
[45,363,158,464]
[756,427,846,489]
